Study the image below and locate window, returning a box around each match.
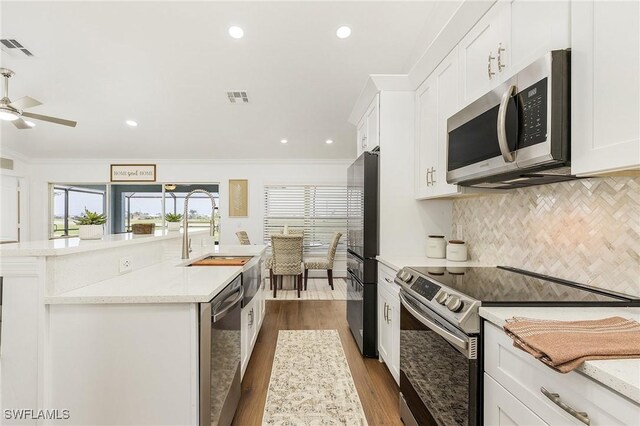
[112,183,220,239]
[52,185,107,237]
[263,185,347,256]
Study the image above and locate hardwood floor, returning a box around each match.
[232,300,402,426]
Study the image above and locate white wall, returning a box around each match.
[28,158,350,245]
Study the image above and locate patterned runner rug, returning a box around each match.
[265,278,347,301]
[262,330,368,425]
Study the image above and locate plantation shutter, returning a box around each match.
[263,185,347,256]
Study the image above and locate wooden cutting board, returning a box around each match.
[190,258,249,266]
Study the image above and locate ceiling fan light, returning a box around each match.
[0,109,19,121]
[164,184,177,191]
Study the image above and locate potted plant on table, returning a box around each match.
[73,208,107,240]
[165,213,183,231]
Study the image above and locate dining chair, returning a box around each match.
[271,234,304,298]
[235,231,251,245]
[303,232,342,290]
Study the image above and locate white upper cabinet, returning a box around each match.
[356,94,380,156]
[416,48,463,199]
[415,71,438,199]
[458,1,511,107]
[509,0,570,75]
[571,0,640,175]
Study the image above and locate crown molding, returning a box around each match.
[28,157,354,166]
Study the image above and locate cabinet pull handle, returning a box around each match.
[384,277,392,283]
[488,53,496,79]
[541,387,590,425]
[385,305,391,324]
[383,302,388,322]
[362,135,367,149]
[497,43,506,72]
[431,167,436,185]
[426,169,431,186]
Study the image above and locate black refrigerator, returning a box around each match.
[346,151,379,357]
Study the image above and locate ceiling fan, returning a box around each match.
[0,67,77,129]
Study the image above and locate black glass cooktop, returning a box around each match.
[407,266,640,306]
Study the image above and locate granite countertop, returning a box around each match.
[0,229,209,257]
[377,255,490,271]
[44,244,267,304]
[480,306,640,405]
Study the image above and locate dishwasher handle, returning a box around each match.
[212,287,244,322]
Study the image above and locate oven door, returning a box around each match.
[399,291,479,426]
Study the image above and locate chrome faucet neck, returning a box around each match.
[182,189,217,260]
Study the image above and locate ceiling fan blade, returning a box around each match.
[22,111,77,127]
[12,118,33,129]
[9,96,42,110]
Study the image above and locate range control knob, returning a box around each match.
[435,291,449,305]
[399,270,413,283]
[446,295,464,313]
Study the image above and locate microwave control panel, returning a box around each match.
[518,77,548,147]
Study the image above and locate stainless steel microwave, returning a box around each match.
[446,50,575,189]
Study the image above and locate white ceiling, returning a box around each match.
[0,1,445,160]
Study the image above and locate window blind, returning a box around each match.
[263,185,347,256]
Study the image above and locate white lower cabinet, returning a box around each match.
[241,285,264,378]
[485,374,547,426]
[484,322,640,425]
[378,263,400,384]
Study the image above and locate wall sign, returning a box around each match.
[110,164,156,182]
[229,179,248,217]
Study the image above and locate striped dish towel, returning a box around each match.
[503,316,640,373]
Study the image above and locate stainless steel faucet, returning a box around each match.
[182,189,217,259]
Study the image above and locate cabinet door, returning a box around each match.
[388,291,400,384]
[365,94,380,151]
[509,0,570,75]
[571,0,640,175]
[485,374,548,426]
[458,1,511,106]
[377,288,391,363]
[434,48,462,197]
[415,74,438,199]
[356,116,366,157]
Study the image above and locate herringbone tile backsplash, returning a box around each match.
[452,177,640,297]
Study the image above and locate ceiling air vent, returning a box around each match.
[227,91,249,104]
[0,38,35,58]
[0,157,15,171]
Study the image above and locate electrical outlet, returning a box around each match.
[119,256,132,274]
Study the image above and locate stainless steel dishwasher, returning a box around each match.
[200,274,243,426]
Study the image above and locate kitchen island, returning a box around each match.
[0,231,266,425]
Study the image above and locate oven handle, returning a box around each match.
[400,292,470,356]
[497,84,516,163]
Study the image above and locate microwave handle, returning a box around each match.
[497,85,516,163]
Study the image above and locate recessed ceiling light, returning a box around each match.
[336,26,351,39]
[24,120,35,127]
[280,139,288,144]
[325,139,334,144]
[228,26,244,39]
[125,120,138,127]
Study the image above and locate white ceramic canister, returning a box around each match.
[446,240,468,262]
[426,235,446,259]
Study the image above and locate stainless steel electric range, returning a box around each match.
[395,265,640,426]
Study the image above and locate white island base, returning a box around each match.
[0,232,266,425]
